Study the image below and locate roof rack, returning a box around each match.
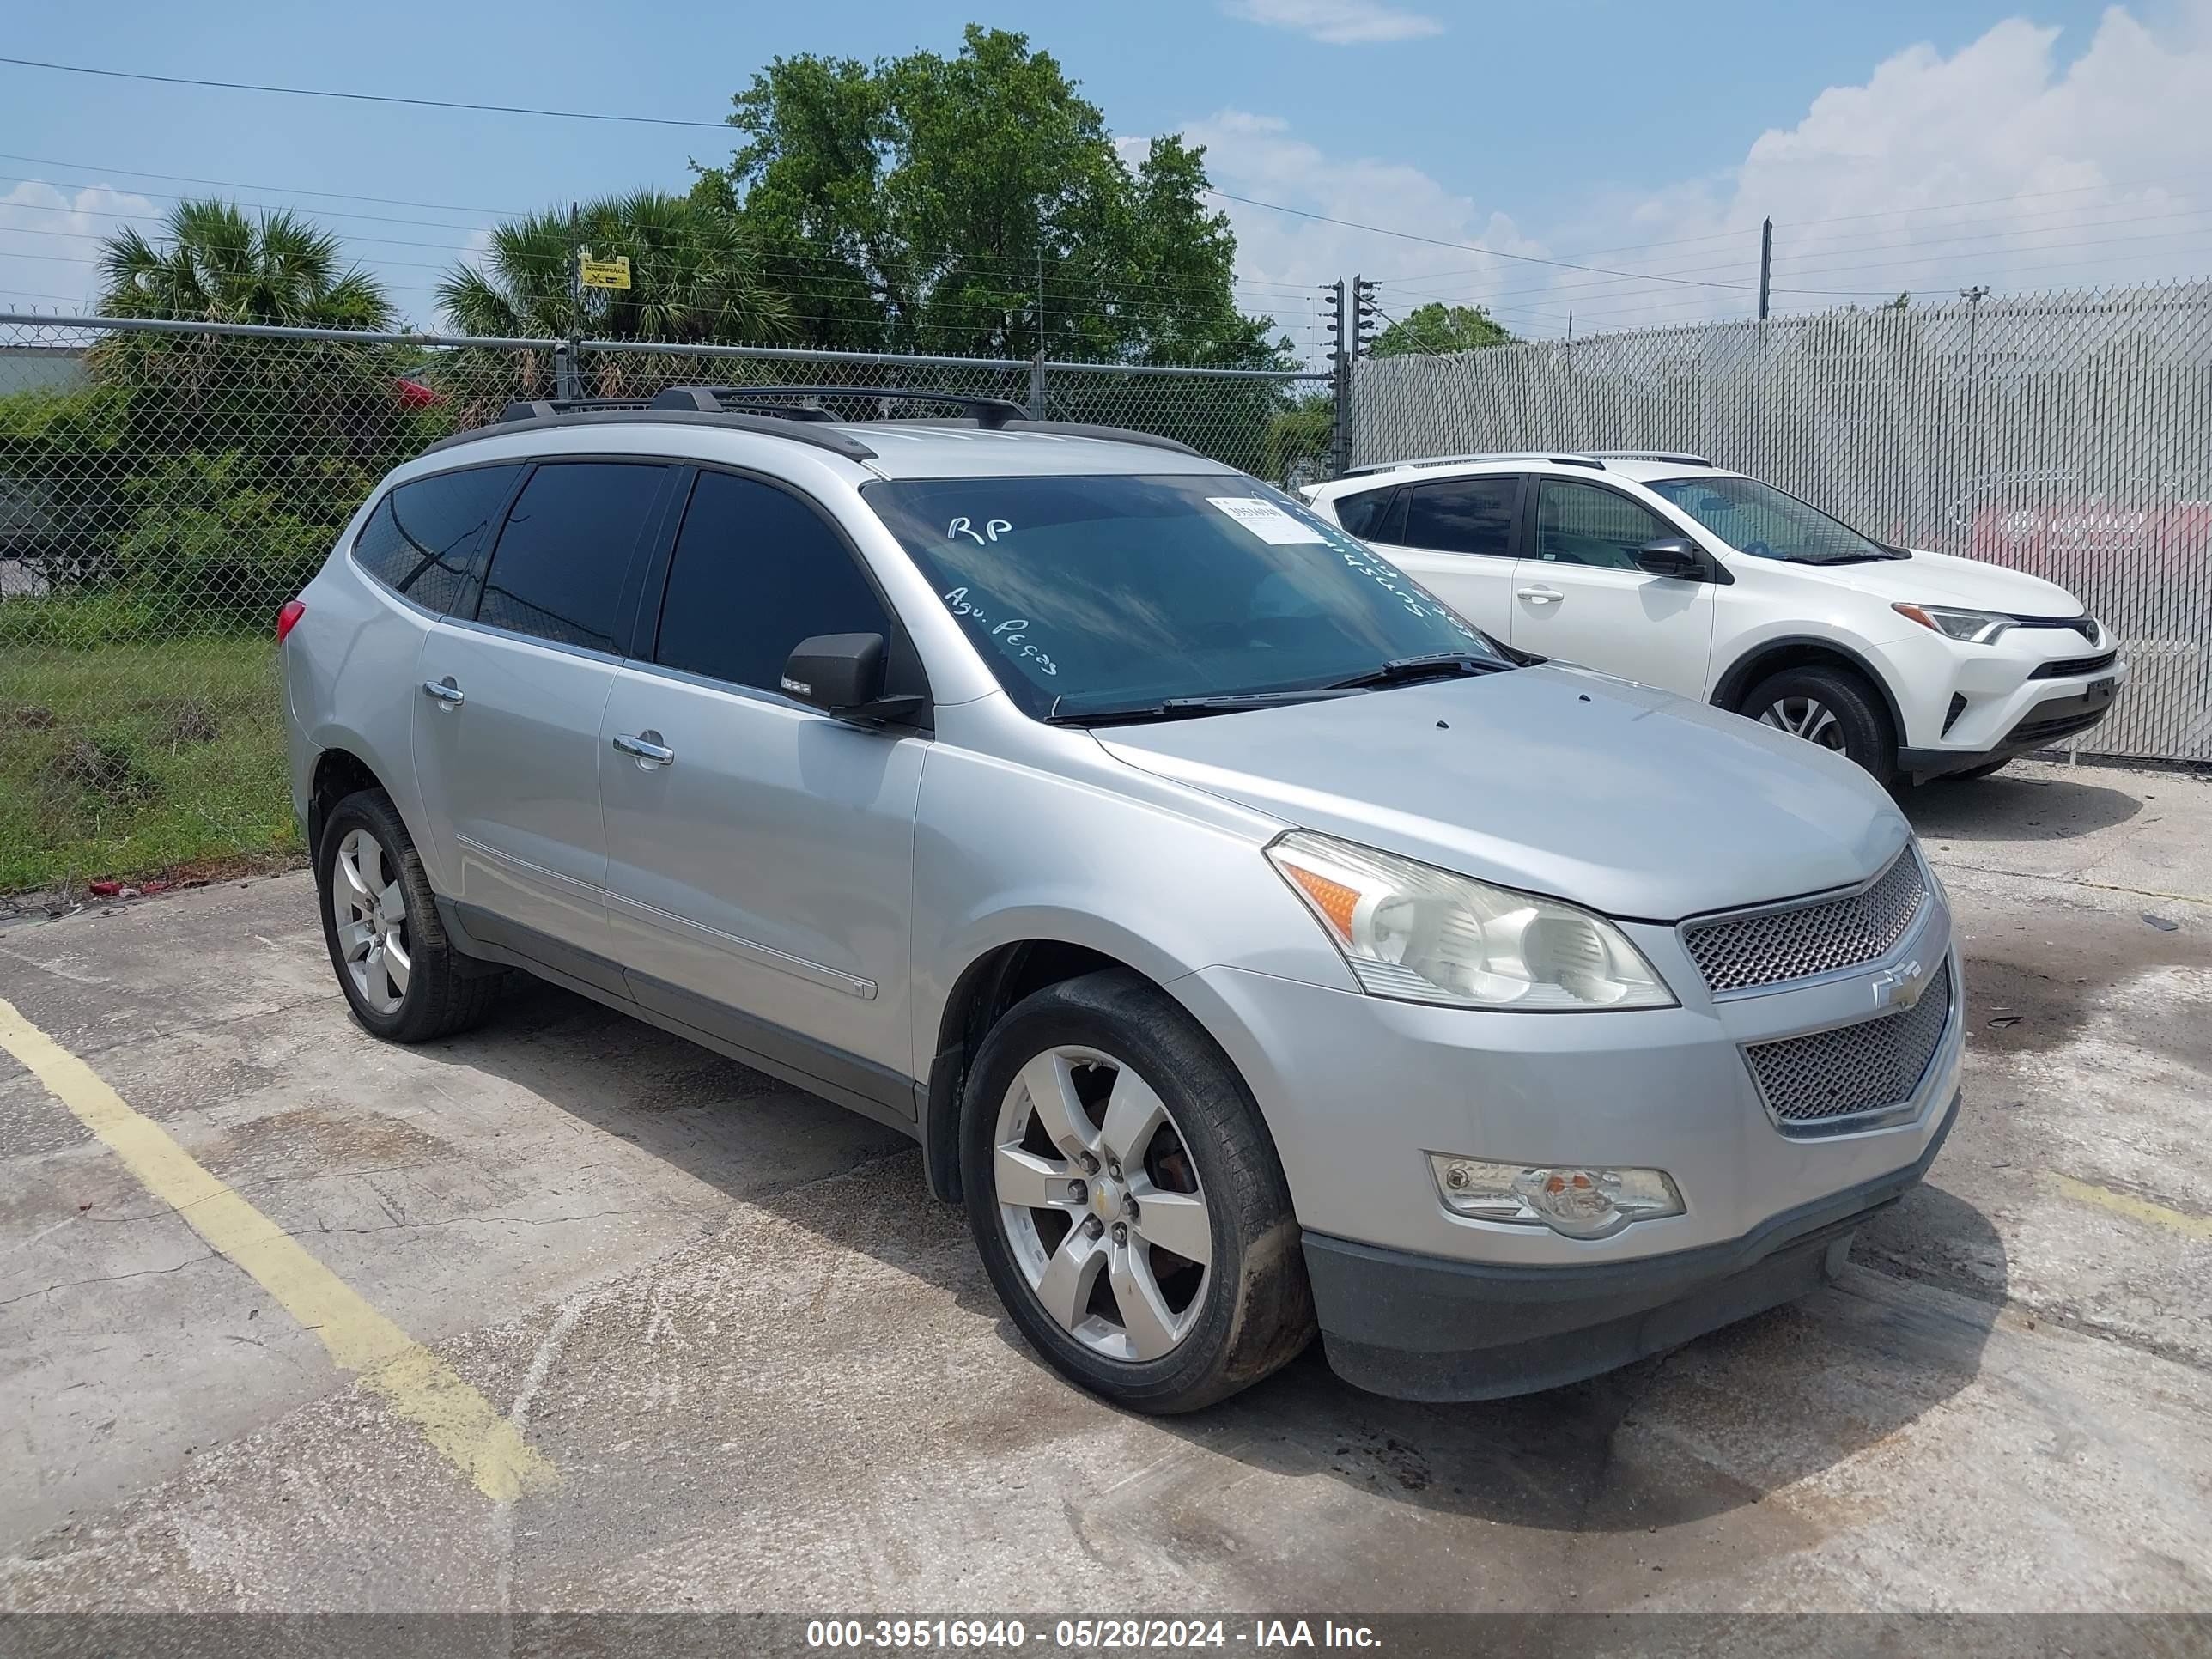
[424,383,1198,464]
[1340,451,1606,477]
[422,405,880,462]
[1583,449,1713,467]
[497,396,653,422]
[649,384,1032,428]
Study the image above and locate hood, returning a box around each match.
[1785,547,2085,616]
[1097,665,1908,921]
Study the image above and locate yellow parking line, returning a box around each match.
[2047,1172,2212,1242]
[0,994,556,1504]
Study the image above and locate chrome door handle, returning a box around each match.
[612,731,675,767]
[420,677,465,704]
[1516,586,1563,604]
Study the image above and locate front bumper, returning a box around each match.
[1176,878,1960,1269]
[1303,1089,1958,1400]
[1901,671,2127,776]
[1891,629,2129,775]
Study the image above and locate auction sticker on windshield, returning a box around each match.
[1208,496,1326,544]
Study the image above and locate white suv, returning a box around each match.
[1304,451,2126,782]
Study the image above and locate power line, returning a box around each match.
[1203,187,1899,297]
[0,150,525,218]
[0,55,732,130]
[0,177,1325,305]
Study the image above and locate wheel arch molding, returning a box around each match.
[1711,633,1909,743]
[918,921,1245,1207]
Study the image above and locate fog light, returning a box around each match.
[1428,1154,1683,1239]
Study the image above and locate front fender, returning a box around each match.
[908,739,1359,1117]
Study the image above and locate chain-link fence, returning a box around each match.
[0,312,1322,893]
[1350,280,2212,766]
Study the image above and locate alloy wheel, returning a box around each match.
[992,1045,1212,1362]
[1759,695,1846,751]
[330,828,410,1015]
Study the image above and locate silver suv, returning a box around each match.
[282,387,1962,1413]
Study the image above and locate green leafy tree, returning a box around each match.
[706,25,1285,366]
[98,199,392,329]
[435,190,790,346]
[1267,391,1336,487]
[1369,301,1512,358]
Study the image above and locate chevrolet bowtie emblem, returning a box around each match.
[1872,959,1928,1012]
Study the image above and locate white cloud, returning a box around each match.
[1175,110,1547,360]
[0,180,161,317]
[1184,3,2212,352]
[1219,0,1444,46]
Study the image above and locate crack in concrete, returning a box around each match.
[1930,857,2212,908]
[1848,1249,2211,1375]
[0,1253,216,1310]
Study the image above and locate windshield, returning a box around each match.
[1644,475,1899,564]
[862,473,1508,720]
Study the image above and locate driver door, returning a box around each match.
[1509,477,1716,695]
[596,467,925,1109]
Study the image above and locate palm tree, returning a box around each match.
[97,199,393,330]
[436,191,790,346]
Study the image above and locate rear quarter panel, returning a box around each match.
[286,538,439,880]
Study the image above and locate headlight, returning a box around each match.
[1893,603,2014,644]
[1267,830,1674,1010]
[1429,1155,1684,1238]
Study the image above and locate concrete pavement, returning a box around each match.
[1,759,2207,1614]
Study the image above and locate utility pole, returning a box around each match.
[1324,279,1348,477]
[1351,275,1378,360]
[1758,217,1772,321]
[1030,220,1048,416]
[558,199,583,402]
[1960,283,1990,366]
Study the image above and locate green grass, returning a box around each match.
[0,631,302,893]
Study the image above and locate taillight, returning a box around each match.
[276,599,307,643]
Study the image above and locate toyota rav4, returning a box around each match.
[1304,451,2126,783]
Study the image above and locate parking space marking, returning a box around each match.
[0,992,557,1504]
[2048,1172,2212,1241]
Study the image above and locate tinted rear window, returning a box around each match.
[1401,477,1517,557]
[352,465,520,613]
[1332,487,1398,539]
[476,462,668,651]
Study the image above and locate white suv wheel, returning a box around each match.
[1759,695,1846,752]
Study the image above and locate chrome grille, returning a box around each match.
[1683,849,1927,994]
[1744,962,1954,1133]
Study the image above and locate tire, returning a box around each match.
[317,787,503,1042]
[1946,757,2013,781]
[961,969,1314,1413]
[1742,664,1897,784]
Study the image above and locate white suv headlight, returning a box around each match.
[1893,603,2014,644]
[1267,830,1674,1010]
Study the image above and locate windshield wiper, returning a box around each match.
[1045,688,1352,726]
[1324,652,1510,691]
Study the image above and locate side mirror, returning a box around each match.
[1632,537,1705,580]
[781,633,924,725]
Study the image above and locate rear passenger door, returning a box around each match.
[1360,474,1525,640]
[413,459,676,984]
[597,468,927,1116]
[1511,477,1715,695]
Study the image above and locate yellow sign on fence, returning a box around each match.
[579,256,632,290]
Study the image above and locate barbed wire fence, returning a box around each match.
[1349,279,2212,767]
[0,311,1325,895]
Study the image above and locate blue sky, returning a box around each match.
[5,0,2209,358]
